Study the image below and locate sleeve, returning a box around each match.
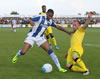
[32,16,40,22]
[51,21,57,27]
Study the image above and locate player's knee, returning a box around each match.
[72,56,79,62]
[50,33,54,38]
[46,47,51,52]
[46,35,49,39]
[66,64,73,69]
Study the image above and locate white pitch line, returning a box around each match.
[84,44,100,48]
[86,30,100,32]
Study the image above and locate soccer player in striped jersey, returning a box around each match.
[39,5,59,49]
[12,9,71,72]
[66,12,93,75]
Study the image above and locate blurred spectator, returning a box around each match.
[0,16,99,25]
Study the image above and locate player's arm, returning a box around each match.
[56,25,72,35]
[28,16,40,26]
[82,12,93,30]
[51,22,72,35]
[28,18,35,26]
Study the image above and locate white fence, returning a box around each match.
[0,24,27,28]
[88,24,100,27]
[0,24,100,28]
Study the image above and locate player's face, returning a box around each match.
[72,21,80,30]
[46,13,53,21]
[42,7,46,12]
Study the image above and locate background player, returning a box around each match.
[11,18,17,32]
[12,9,72,72]
[39,5,59,49]
[39,5,46,15]
[66,12,93,75]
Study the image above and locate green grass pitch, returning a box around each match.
[0,27,100,79]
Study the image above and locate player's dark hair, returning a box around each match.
[47,9,54,14]
[42,5,46,8]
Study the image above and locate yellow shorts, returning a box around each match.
[45,26,52,35]
[67,46,83,64]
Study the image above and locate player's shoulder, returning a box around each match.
[40,14,47,19]
[32,15,42,19]
[78,27,85,32]
[32,14,47,21]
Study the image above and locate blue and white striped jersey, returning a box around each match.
[28,14,57,37]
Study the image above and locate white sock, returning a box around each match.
[14,29,16,32]
[17,50,22,56]
[50,52,61,69]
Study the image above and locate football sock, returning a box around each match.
[51,37,57,46]
[71,65,87,72]
[48,49,61,69]
[16,50,23,56]
[14,29,16,32]
[76,58,88,71]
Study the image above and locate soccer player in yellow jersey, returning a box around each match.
[66,12,93,75]
[39,5,46,15]
[39,5,59,50]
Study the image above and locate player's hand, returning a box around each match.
[88,12,93,18]
[28,19,35,26]
[30,22,35,26]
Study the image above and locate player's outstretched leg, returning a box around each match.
[59,67,67,72]
[72,51,89,75]
[66,51,89,75]
[40,41,67,72]
[12,43,31,63]
[66,64,87,72]
[48,49,67,72]
[66,64,89,75]
[72,52,88,71]
[75,57,89,75]
[12,50,23,63]
[49,50,67,72]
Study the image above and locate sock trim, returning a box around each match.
[20,50,24,55]
[74,58,79,62]
[69,64,73,69]
[48,49,53,55]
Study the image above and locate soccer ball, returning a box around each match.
[42,63,53,73]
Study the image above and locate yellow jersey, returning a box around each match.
[71,27,85,48]
[39,12,46,15]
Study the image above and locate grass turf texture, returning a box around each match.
[0,27,100,79]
